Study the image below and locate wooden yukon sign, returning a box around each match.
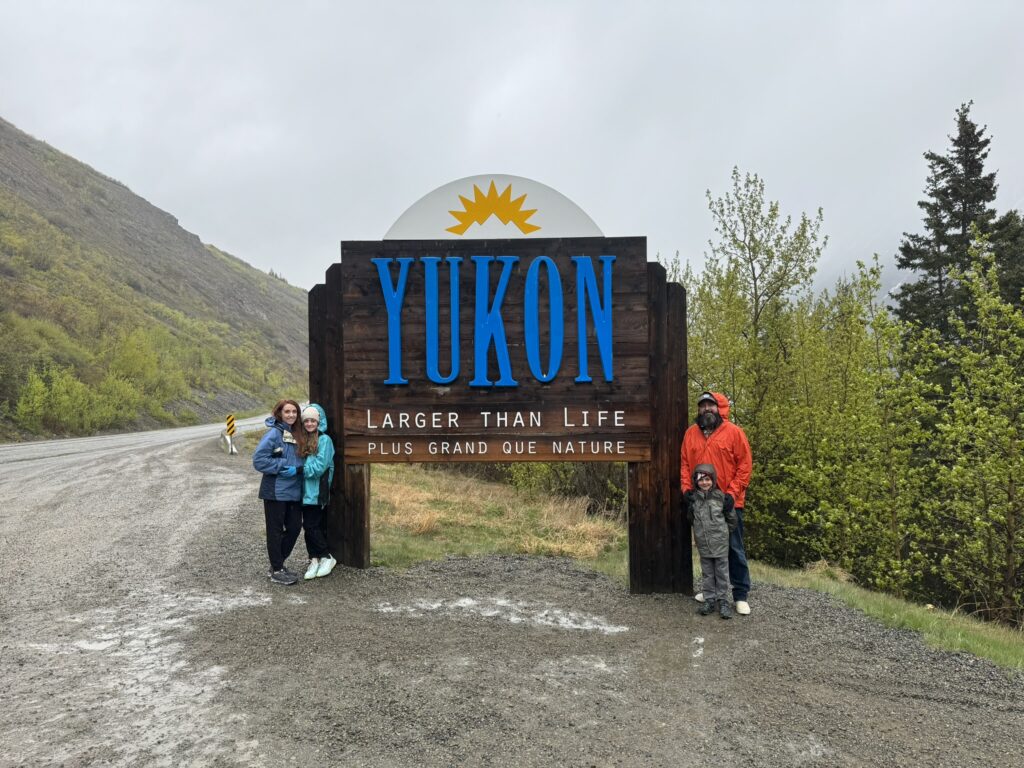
[339,236,651,462]
[308,174,689,594]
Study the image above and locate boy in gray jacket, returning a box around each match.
[687,463,738,619]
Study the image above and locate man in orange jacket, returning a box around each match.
[681,391,753,614]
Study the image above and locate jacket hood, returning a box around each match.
[265,415,283,429]
[711,392,730,420]
[693,462,719,488]
[307,403,328,434]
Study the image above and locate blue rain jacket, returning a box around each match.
[252,416,305,501]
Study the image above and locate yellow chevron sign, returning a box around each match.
[225,414,236,437]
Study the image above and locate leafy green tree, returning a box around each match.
[683,169,826,564]
[933,233,1024,625]
[893,102,998,340]
[14,369,48,429]
[868,322,944,600]
[703,167,825,422]
[47,366,99,433]
[794,262,942,597]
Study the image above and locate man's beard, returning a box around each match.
[696,411,722,431]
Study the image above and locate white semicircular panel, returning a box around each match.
[384,174,603,240]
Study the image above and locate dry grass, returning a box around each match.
[803,559,855,583]
[397,510,442,535]
[369,463,626,574]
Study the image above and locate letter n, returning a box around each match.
[524,256,563,382]
[573,254,615,382]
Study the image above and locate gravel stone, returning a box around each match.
[1,429,1022,767]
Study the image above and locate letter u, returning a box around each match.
[423,256,461,384]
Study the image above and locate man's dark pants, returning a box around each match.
[264,500,302,571]
[730,507,751,602]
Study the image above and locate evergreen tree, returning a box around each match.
[993,209,1024,307]
[893,102,998,340]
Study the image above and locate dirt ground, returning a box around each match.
[2,435,1023,767]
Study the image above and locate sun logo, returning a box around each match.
[446,180,541,236]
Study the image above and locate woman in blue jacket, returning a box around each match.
[252,399,306,585]
[298,404,337,579]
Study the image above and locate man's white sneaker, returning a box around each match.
[694,592,705,603]
[304,559,320,580]
[316,555,337,578]
[735,600,751,615]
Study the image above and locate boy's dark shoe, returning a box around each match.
[719,601,733,619]
[698,599,716,616]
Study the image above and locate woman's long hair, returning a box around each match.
[271,398,306,454]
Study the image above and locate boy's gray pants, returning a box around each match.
[700,555,732,604]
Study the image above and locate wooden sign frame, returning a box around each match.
[309,237,689,593]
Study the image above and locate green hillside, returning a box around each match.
[0,117,309,438]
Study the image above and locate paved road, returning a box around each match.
[0,418,268,766]
[0,416,267,466]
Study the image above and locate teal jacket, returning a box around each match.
[302,403,335,507]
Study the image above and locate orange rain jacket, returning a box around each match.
[680,392,753,508]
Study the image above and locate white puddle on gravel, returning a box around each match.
[20,587,270,767]
[691,637,705,658]
[375,596,629,634]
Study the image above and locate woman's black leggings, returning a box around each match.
[263,500,302,570]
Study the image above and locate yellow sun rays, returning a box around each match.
[446,181,541,236]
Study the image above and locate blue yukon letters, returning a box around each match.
[371,254,615,387]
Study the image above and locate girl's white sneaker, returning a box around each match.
[304,559,320,580]
[316,555,337,578]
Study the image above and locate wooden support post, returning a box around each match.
[629,264,666,592]
[628,266,689,593]
[667,282,691,594]
[313,260,371,568]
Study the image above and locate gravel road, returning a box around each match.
[1,425,1022,767]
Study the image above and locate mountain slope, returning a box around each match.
[0,116,309,437]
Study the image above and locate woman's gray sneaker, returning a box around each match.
[270,569,298,586]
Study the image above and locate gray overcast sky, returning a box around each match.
[1,1,1022,291]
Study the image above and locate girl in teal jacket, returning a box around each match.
[298,404,337,580]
